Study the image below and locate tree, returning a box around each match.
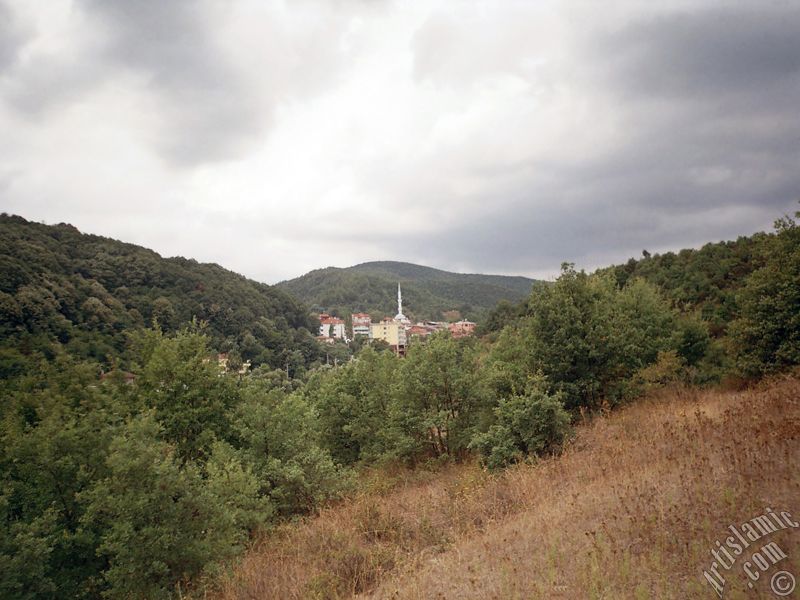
[132,326,240,463]
[606,277,677,399]
[81,415,239,599]
[470,377,570,470]
[151,296,176,330]
[0,353,121,599]
[490,265,679,409]
[731,213,800,375]
[477,298,524,336]
[234,386,346,515]
[0,214,323,372]
[204,442,272,537]
[507,265,617,409]
[303,347,401,465]
[393,333,490,459]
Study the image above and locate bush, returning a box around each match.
[731,214,800,376]
[629,350,686,396]
[81,415,240,599]
[489,265,678,410]
[471,379,571,470]
[235,387,348,515]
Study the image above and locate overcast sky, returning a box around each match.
[0,0,798,283]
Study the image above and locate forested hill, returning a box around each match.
[278,260,538,321]
[0,214,321,374]
[481,225,784,346]
[598,232,770,336]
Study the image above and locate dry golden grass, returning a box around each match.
[210,377,800,600]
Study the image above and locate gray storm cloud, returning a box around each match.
[76,0,269,166]
[0,0,797,282]
[599,6,800,99]
[390,4,800,275]
[0,2,26,72]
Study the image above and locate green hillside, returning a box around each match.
[599,234,769,337]
[278,260,538,321]
[480,231,774,336]
[0,214,322,375]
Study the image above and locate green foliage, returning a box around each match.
[0,354,122,599]
[82,414,242,599]
[0,214,322,373]
[304,347,403,465]
[470,378,571,470]
[0,327,344,599]
[602,210,800,380]
[133,326,240,462]
[475,298,527,336]
[0,502,59,600]
[673,316,710,367]
[2,210,798,599]
[603,233,767,336]
[490,265,678,409]
[630,350,687,393]
[305,336,493,466]
[234,386,347,515]
[730,214,800,375]
[394,333,491,459]
[205,442,273,535]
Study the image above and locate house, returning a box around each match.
[448,319,476,338]
[407,324,431,341]
[370,317,407,355]
[351,313,372,337]
[319,313,347,339]
[424,321,449,332]
[215,352,252,374]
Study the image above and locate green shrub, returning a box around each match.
[471,380,571,470]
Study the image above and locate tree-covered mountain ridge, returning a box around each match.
[0,214,322,374]
[278,260,540,321]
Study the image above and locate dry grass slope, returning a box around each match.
[211,377,800,599]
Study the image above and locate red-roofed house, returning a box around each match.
[448,320,476,338]
[319,313,347,340]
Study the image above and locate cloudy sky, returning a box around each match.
[0,0,798,283]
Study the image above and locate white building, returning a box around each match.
[351,313,372,337]
[319,313,346,339]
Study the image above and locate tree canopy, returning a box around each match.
[0,214,323,375]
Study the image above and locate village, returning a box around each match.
[315,284,475,355]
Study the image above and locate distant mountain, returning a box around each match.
[278,261,538,322]
[0,214,321,374]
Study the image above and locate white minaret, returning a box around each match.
[395,283,409,324]
[397,283,403,315]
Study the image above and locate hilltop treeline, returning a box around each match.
[484,213,799,378]
[604,214,799,376]
[0,215,323,377]
[278,261,536,322]
[1,213,798,598]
